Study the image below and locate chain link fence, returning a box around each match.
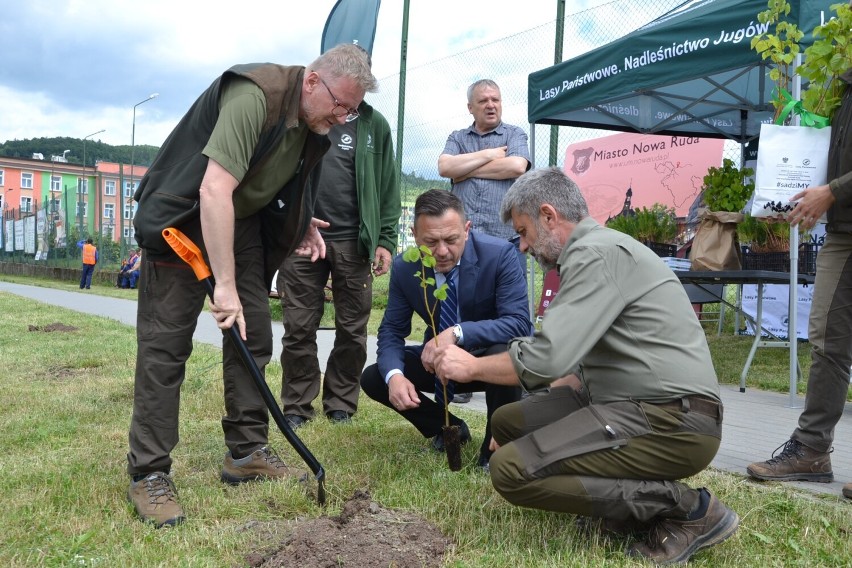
[3,0,743,274]
[367,0,741,251]
[1,200,121,266]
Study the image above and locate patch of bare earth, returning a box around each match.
[245,490,451,568]
[46,365,78,380]
[28,322,79,332]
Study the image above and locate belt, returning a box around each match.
[652,396,722,420]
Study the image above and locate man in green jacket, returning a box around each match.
[277,98,399,427]
[126,44,377,528]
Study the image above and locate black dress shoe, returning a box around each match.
[283,414,308,429]
[451,392,472,403]
[477,453,492,473]
[431,421,471,452]
[327,410,352,424]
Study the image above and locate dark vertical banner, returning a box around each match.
[321,0,382,56]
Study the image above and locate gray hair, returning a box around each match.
[308,44,378,93]
[467,79,500,103]
[501,167,589,224]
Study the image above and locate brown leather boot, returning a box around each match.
[747,439,833,482]
[576,515,654,538]
[220,446,306,485]
[128,472,185,528]
[628,490,739,565]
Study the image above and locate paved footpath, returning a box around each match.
[1,280,849,498]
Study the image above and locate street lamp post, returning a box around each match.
[126,93,159,259]
[83,129,105,170]
[82,129,105,240]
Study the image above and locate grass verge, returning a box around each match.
[0,289,850,567]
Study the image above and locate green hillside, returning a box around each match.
[0,136,159,168]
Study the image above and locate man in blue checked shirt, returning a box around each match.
[438,79,531,402]
[439,79,531,241]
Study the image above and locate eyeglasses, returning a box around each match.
[319,77,359,119]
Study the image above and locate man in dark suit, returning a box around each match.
[360,189,531,470]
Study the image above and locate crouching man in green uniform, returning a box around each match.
[434,167,739,564]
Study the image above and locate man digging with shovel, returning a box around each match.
[126,44,376,527]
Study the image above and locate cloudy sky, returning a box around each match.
[0,0,627,151]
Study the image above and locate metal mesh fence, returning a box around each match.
[367,0,742,248]
[1,199,122,264]
[2,0,744,268]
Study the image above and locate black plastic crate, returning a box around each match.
[741,250,789,272]
[798,243,819,275]
[741,243,821,274]
[643,241,677,258]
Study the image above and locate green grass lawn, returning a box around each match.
[0,277,850,566]
[3,272,846,400]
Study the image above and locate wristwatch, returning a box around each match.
[452,324,462,345]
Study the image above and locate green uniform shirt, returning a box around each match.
[203,77,307,218]
[509,218,719,404]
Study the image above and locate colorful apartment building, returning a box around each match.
[0,154,148,252]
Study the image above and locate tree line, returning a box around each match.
[0,136,159,168]
[1,137,449,195]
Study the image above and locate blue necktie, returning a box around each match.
[435,267,458,406]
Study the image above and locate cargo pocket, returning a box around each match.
[521,401,652,477]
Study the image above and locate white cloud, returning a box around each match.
[0,0,644,160]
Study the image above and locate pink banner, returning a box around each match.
[564,132,724,223]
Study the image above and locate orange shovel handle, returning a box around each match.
[161,227,212,281]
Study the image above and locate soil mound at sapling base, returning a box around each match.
[247,490,451,568]
[442,425,462,471]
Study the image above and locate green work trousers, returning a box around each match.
[278,239,372,418]
[127,216,274,476]
[489,386,722,522]
[793,232,852,452]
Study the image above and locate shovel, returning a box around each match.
[162,227,326,506]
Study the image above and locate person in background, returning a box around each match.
[360,189,528,471]
[747,67,852,501]
[434,168,739,564]
[120,249,142,289]
[277,84,400,428]
[437,79,531,403]
[79,238,98,289]
[125,44,376,528]
[116,257,129,288]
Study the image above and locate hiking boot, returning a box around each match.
[843,483,852,499]
[327,410,352,424]
[747,438,833,482]
[284,414,308,429]
[576,516,654,538]
[127,472,185,528]
[220,446,306,485]
[628,490,739,565]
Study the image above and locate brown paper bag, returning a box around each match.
[690,210,743,271]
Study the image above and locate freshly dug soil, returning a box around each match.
[246,490,451,568]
